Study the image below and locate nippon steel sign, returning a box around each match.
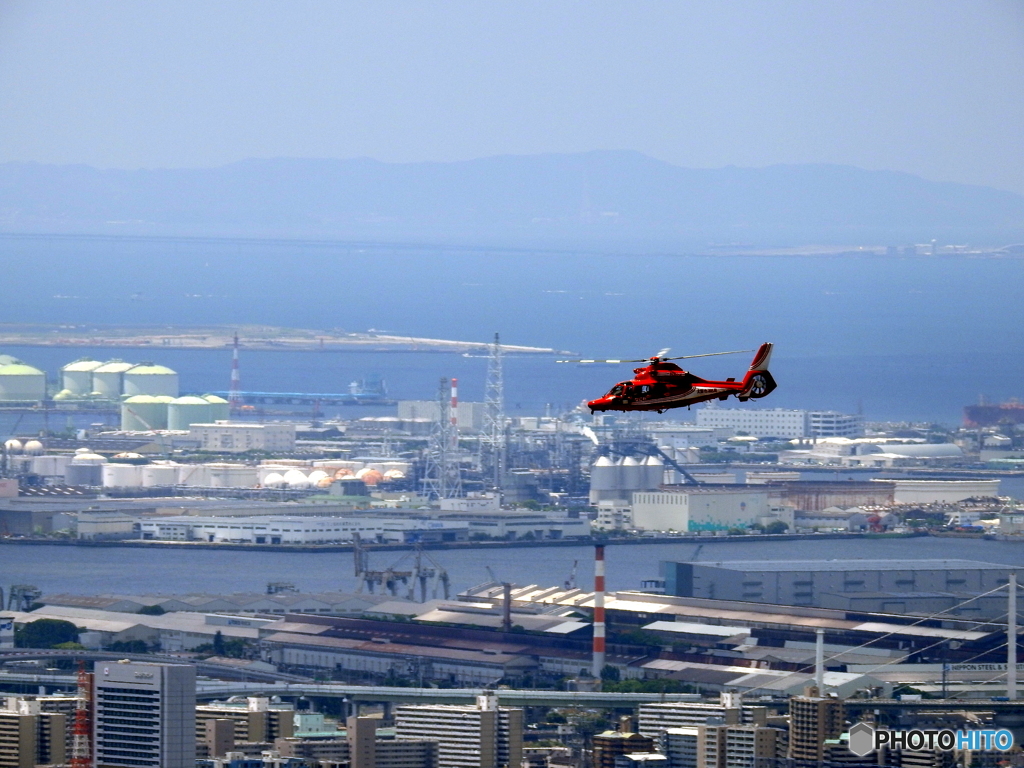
[848,723,1015,756]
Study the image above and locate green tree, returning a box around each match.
[765,520,789,534]
[15,619,79,649]
[213,630,226,656]
[138,605,166,615]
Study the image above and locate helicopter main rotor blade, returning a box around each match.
[555,357,650,364]
[662,349,754,361]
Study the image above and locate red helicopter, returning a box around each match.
[559,342,777,413]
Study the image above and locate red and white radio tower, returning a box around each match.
[229,332,241,412]
[70,661,92,768]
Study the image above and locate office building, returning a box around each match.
[788,688,844,766]
[93,660,196,768]
[0,698,66,768]
[395,693,522,768]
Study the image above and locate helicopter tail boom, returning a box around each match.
[738,343,776,399]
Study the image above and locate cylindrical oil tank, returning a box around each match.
[141,463,179,487]
[91,361,135,397]
[643,455,665,489]
[167,396,214,430]
[61,359,103,395]
[202,394,230,421]
[102,463,143,488]
[208,463,258,488]
[176,463,211,486]
[121,395,169,431]
[620,455,643,491]
[31,455,70,477]
[0,363,46,402]
[65,452,106,486]
[123,363,179,397]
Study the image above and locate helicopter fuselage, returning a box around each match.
[587,358,776,413]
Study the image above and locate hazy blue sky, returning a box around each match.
[1,1,1022,192]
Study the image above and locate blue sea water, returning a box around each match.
[0,235,1022,424]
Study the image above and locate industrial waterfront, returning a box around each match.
[6,534,1024,597]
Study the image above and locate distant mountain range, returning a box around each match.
[1,151,1021,248]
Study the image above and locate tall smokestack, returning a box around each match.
[450,377,458,438]
[592,544,606,680]
[814,628,825,692]
[229,332,241,412]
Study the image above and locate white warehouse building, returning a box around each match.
[631,487,770,532]
[696,407,863,438]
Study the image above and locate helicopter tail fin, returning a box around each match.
[747,342,773,372]
[738,343,777,400]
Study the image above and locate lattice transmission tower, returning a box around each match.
[481,333,506,489]
[421,377,463,499]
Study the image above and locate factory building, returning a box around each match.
[892,478,1001,503]
[394,694,523,768]
[659,558,1015,615]
[189,421,297,453]
[631,487,770,531]
[696,407,863,438]
[138,515,392,544]
[398,400,486,433]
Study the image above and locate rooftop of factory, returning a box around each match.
[677,559,1013,571]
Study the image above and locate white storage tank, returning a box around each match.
[283,468,310,489]
[176,463,211,486]
[207,463,258,488]
[61,358,103,395]
[263,472,286,488]
[121,395,169,431]
[141,463,179,487]
[203,394,230,421]
[4,439,22,454]
[620,455,643,491]
[307,469,329,487]
[0,362,46,402]
[589,455,617,493]
[643,454,665,489]
[123,363,179,397]
[31,455,70,477]
[102,463,143,488]
[91,361,134,397]
[167,396,214,430]
[65,451,107,486]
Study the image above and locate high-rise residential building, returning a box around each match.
[638,701,745,736]
[660,728,699,768]
[594,719,657,768]
[695,723,780,768]
[788,687,845,767]
[93,660,195,768]
[0,698,66,768]
[395,693,522,768]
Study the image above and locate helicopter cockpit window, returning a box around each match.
[609,384,625,396]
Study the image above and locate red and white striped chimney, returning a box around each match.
[592,544,606,679]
